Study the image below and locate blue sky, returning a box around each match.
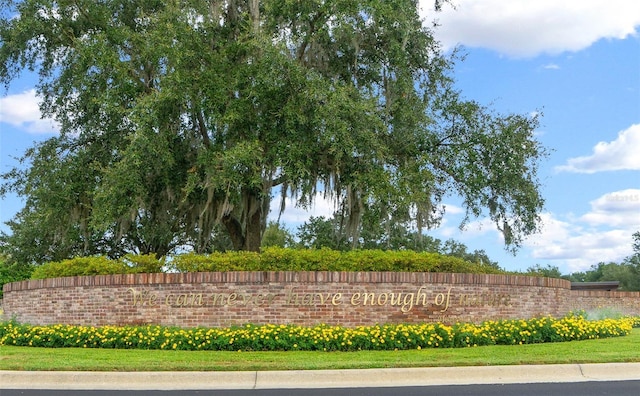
[1,0,639,273]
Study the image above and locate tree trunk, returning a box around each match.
[221,189,268,252]
[249,0,260,36]
[222,215,245,251]
[243,205,263,252]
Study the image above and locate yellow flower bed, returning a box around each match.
[1,315,637,351]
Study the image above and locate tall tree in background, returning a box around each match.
[628,231,640,267]
[0,0,547,263]
[261,221,295,248]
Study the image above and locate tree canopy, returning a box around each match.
[1,0,547,263]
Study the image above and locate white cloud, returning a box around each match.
[435,207,508,248]
[458,218,499,239]
[525,217,633,272]
[419,0,640,57]
[0,89,59,134]
[442,203,464,215]
[542,63,560,70]
[434,191,637,272]
[581,189,640,227]
[555,124,640,173]
[522,187,639,272]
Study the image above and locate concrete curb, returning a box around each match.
[2,363,640,390]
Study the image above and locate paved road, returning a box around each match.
[3,381,640,395]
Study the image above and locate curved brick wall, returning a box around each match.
[2,271,639,327]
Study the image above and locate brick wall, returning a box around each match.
[3,272,639,327]
[565,290,640,316]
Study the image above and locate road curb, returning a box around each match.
[2,363,640,390]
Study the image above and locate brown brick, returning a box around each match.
[2,272,639,327]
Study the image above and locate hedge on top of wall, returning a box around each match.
[170,248,503,274]
[30,254,165,280]
[29,248,504,280]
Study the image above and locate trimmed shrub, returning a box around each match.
[0,260,33,299]
[120,254,164,274]
[169,251,262,272]
[30,257,129,279]
[29,248,504,279]
[170,247,503,274]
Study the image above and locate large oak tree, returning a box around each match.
[1,0,547,262]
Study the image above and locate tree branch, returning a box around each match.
[196,110,211,148]
[296,11,326,63]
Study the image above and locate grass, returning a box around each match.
[1,328,639,371]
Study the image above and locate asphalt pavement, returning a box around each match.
[2,363,640,390]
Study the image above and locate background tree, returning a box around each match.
[261,221,295,248]
[296,216,350,251]
[0,252,33,299]
[568,262,639,291]
[294,211,500,269]
[1,0,547,264]
[296,212,446,252]
[622,231,640,290]
[626,231,640,268]
[526,264,564,279]
[442,240,500,269]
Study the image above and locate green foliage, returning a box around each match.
[30,257,130,280]
[441,240,501,269]
[1,316,636,351]
[568,261,640,291]
[261,222,295,248]
[296,216,350,251]
[120,254,165,274]
[0,255,33,299]
[296,216,502,268]
[28,254,164,279]
[1,0,548,262]
[169,251,262,273]
[623,231,640,271]
[296,215,455,254]
[170,247,503,274]
[26,249,501,278]
[525,264,563,279]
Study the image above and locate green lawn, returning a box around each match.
[1,328,639,371]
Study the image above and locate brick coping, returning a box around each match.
[3,271,571,292]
